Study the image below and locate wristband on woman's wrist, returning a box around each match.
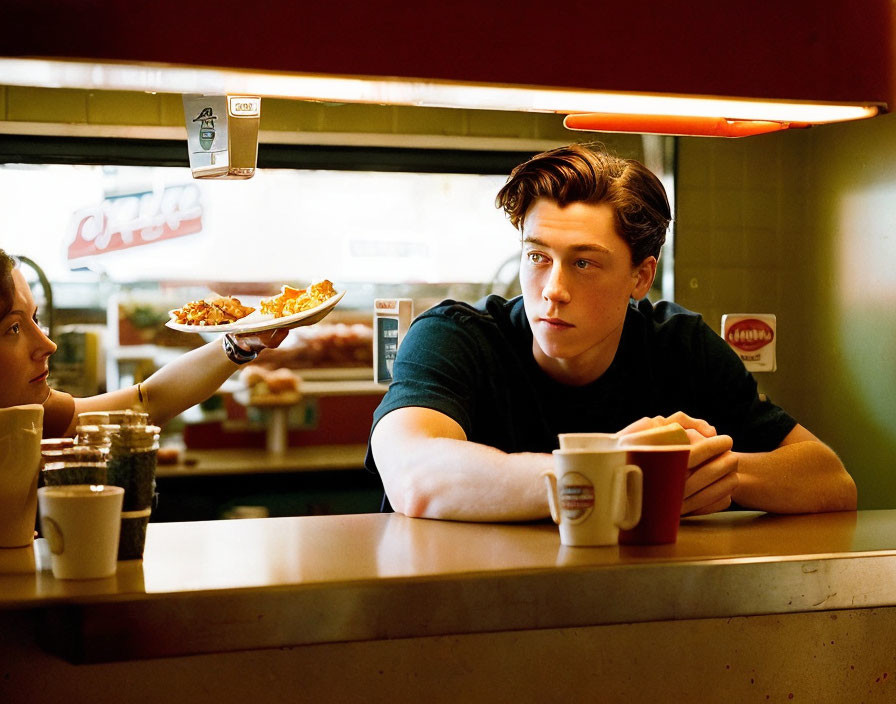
[222,333,258,365]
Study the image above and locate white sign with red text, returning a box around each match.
[722,313,777,372]
[67,184,203,262]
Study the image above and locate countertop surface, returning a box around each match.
[2,509,895,605]
[3,510,896,662]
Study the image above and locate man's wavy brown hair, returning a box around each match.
[495,143,672,264]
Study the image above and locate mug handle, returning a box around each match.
[612,464,643,530]
[542,471,561,524]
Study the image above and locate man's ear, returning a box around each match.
[631,256,657,299]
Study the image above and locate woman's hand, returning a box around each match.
[233,328,289,352]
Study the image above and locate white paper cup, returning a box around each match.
[37,485,124,580]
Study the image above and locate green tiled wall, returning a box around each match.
[0,86,580,144]
[676,112,896,509]
[7,87,90,123]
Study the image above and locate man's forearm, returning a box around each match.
[732,440,857,513]
[382,436,553,522]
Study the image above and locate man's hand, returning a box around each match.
[619,412,738,516]
[681,434,738,516]
[619,411,717,440]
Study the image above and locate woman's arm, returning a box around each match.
[68,330,286,434]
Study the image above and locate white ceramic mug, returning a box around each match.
[37,485,124,579]
[0,404,44,548]
[544,449,642,547]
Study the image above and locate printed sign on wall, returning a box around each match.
[66,184,203,262]
[722,313,777,372]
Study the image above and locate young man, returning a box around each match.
[366,144,856,522]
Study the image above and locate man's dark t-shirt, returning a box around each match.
[366,296,796,508]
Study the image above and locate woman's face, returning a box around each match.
[0,269,57,408]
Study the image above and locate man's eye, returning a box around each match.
[527,252,546,264]
[574,259,591,269]
[8,323,20,334]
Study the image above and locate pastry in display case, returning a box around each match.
[254,323,374,373]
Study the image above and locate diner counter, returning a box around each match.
[3,510,896,702]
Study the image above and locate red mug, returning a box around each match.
[617,445,691,545]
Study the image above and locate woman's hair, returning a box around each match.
[495,143,672,264]
[0,248,16,320]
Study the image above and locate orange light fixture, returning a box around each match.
[564,113,811,138]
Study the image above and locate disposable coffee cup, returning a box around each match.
[41,447,107,487]
[107,410,149,427]
[106,425,159,511]
[41,462,107,487]
[76,411,111,426]
[617,444,691,545]
[107,459,156,511]
[545,449,642,547]
[40,437,75,455]
[118,508,152,560]
[118,508,151,560]
[37,485,123,580]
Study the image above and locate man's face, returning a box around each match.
[519,199,655,383]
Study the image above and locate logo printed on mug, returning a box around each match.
[546,449,643,547]
[559,472,595,522]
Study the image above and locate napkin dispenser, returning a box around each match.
[373,299,413,384]
[183,94,261,179]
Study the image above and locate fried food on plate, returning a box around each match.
[170,296,255,326]
[260,279,337,318]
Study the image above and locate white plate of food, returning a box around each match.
[166,281,345,335]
